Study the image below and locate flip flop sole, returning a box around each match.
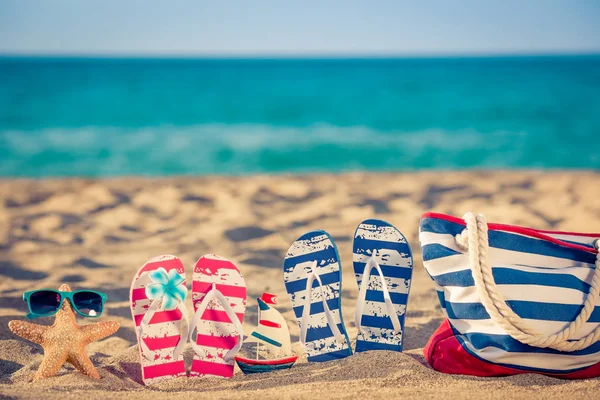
[353,219,414,352]
[283,230,352,362]
[190,255,247,378]
[130,255,187,385]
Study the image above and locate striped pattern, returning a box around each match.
[353,219,413,352]
[129,255,187,385]
[283,230,352,362]
[249,297,292,353]
[190,255,246,379]
[420,213,600,373]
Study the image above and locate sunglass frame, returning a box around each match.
[23,289,107,319]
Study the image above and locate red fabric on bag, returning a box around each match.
[424,320,600,379]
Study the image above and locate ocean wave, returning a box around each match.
[0,124,596,177]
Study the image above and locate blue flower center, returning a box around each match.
[164,280,179,299]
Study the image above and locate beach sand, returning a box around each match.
[1,171,599,399]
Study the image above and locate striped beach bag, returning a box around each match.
[420,212,600,378]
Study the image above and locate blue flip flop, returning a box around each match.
[283,230,353,362]
[353,219,414,353]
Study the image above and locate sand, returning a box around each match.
[1,171,599,399]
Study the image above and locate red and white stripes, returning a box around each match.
[130,255,187,385]
[190,255,247,379]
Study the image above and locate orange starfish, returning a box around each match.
[8,283,120,380]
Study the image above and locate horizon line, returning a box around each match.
[1,49,600,60]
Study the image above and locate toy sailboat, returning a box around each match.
[235,293,298,374]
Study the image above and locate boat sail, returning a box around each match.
[235,293,298,374]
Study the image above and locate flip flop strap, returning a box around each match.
[188,283,244,361]
[355,253,402,335]
[138,298,189,360]
[300,261,345,347]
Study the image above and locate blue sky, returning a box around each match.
[1,0,599,56]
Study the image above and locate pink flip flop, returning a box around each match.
[130,255,189,385]
[188,254,247,378]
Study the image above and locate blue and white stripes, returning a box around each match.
[353,219,413,352]
[283,230,352,362]
[420,213,600,373]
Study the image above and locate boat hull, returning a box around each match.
[235,355,298,374]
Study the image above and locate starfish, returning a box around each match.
[8,283,120,380]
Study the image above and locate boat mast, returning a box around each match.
[256,302,260,360]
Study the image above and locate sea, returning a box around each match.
[0,55,599,177]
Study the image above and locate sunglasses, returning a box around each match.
[23,289,107,319]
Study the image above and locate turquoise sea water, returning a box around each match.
[0,56,599,177]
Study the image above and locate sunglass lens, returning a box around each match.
[29,291,61,315]
[72,291,104,317]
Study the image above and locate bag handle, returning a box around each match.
[455,212,600,352]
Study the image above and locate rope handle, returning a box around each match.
[455,212,600,352]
